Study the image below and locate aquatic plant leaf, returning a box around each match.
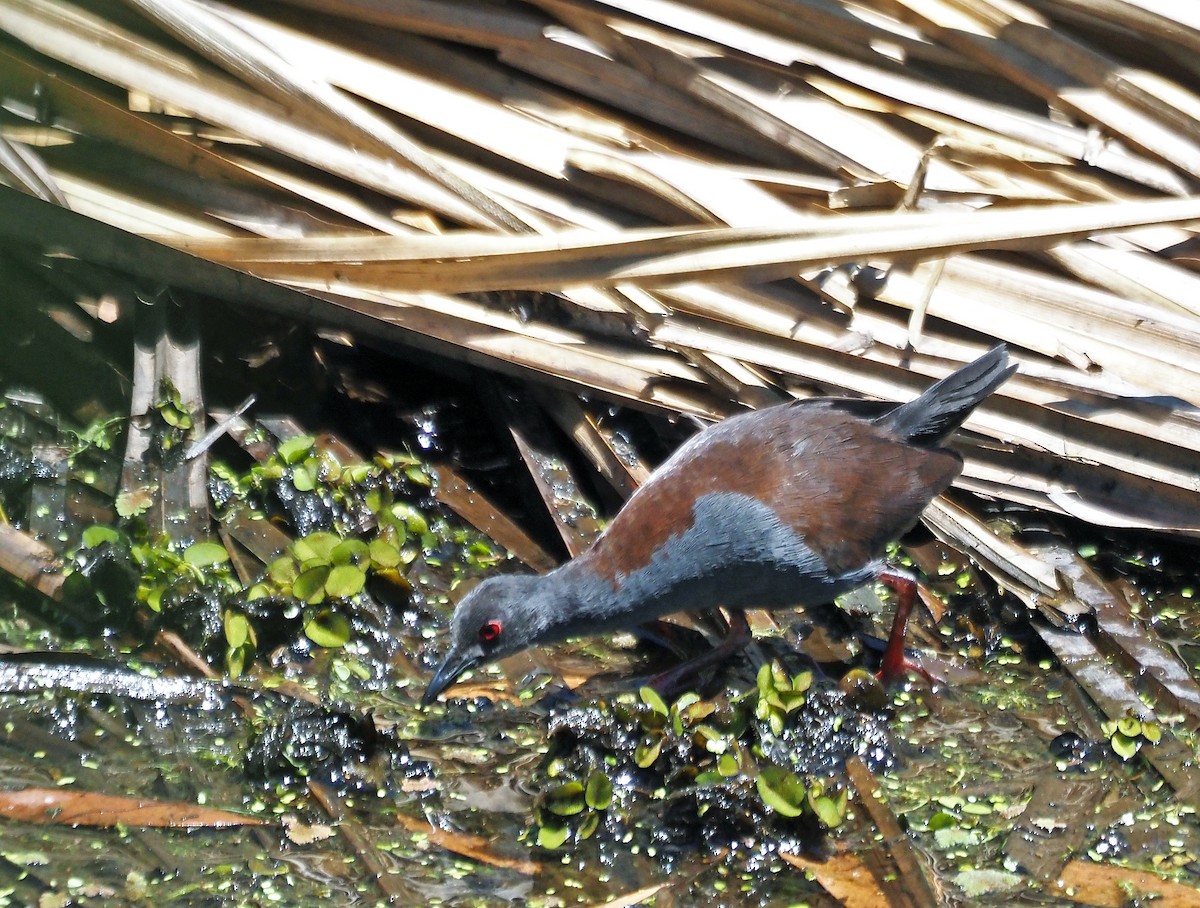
[680,700,716,726]
[584,772,613,811]
[635,736,662,769]
[293,566,330,603]
[344,464,372,484]
[756,661,774,695]
[578,811,600,840]
[639,686,668,716]
[183,541,229,567]
[331,539,369,566]
[226,642,253,677]
[544,781,586,816]
[267,556,298,586]
[928,811,958,831]
[1110,731,1140,760]
[756,766,806,818]
[81,526,121,548]
[808,787,847,828]
[224,610,252,648]
[116,486,155,518]
[291,465,316,492]
[368,538,403,569]
[293,532,340,565]
[304,608,351,648]
[1116,716,1142,738]
[278,435,315,464]
[325,564,366,599]
[535,823,569,850]
[389,502,428,535]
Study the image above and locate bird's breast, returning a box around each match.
[580,492,877,622]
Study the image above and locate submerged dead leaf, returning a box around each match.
[0,787,265,828]
[393,811,539,875]
[1057,860,1200,907]
[780,851,889,908]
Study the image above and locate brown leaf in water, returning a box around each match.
[0,787,265,828]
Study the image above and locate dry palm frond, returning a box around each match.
[3,0,1200,557]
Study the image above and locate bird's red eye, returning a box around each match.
[479,620,502,643]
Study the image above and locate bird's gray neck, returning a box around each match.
[521,557,627,645]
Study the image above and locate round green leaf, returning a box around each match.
[183,541,229,567]
[405,464,432,487]
[304,609,351,648]
[331,539,369,566]
[1141,722,1162,744]
[325,564,366,599]
[364,488,386,514]
[82,525,122,548]
[928,811,958,831]
[535,823,569,850]
[584,772,613,811]
[293,532,340,565]
[224,610,252,648]
[389,502,428,535]
[1111,731,1140,761]
[144,585,164,613]
[639,686,668,716]
[345,464,372,484]
[779,690,808,714]
[368,538,403,569]
[808,788,848,829]
[160,404,190,429]
[1116,716,1142,738]
[635,736,663,769]
[544,781,586,817]
[278,434,315,464]
[577,811,600,841]
[293,565,331,604]
[291,465,316,492]
[756,766,806,818]
[267,556,298,586]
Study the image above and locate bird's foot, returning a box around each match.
[876,650,939,687]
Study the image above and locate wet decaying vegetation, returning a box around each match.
[3,1,1200,906]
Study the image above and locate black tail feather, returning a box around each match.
[879,345,1015,444]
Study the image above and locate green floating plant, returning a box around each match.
[754,660,813,736]
[528,664,856,853]
[69,423,505,679]
[531,769,614,850]
[1102,713,1163,761]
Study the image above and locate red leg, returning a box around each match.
[877,567,936,685]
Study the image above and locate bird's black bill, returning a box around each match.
[421,650,478,707]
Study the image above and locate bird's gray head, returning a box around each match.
[422,573,545,706]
